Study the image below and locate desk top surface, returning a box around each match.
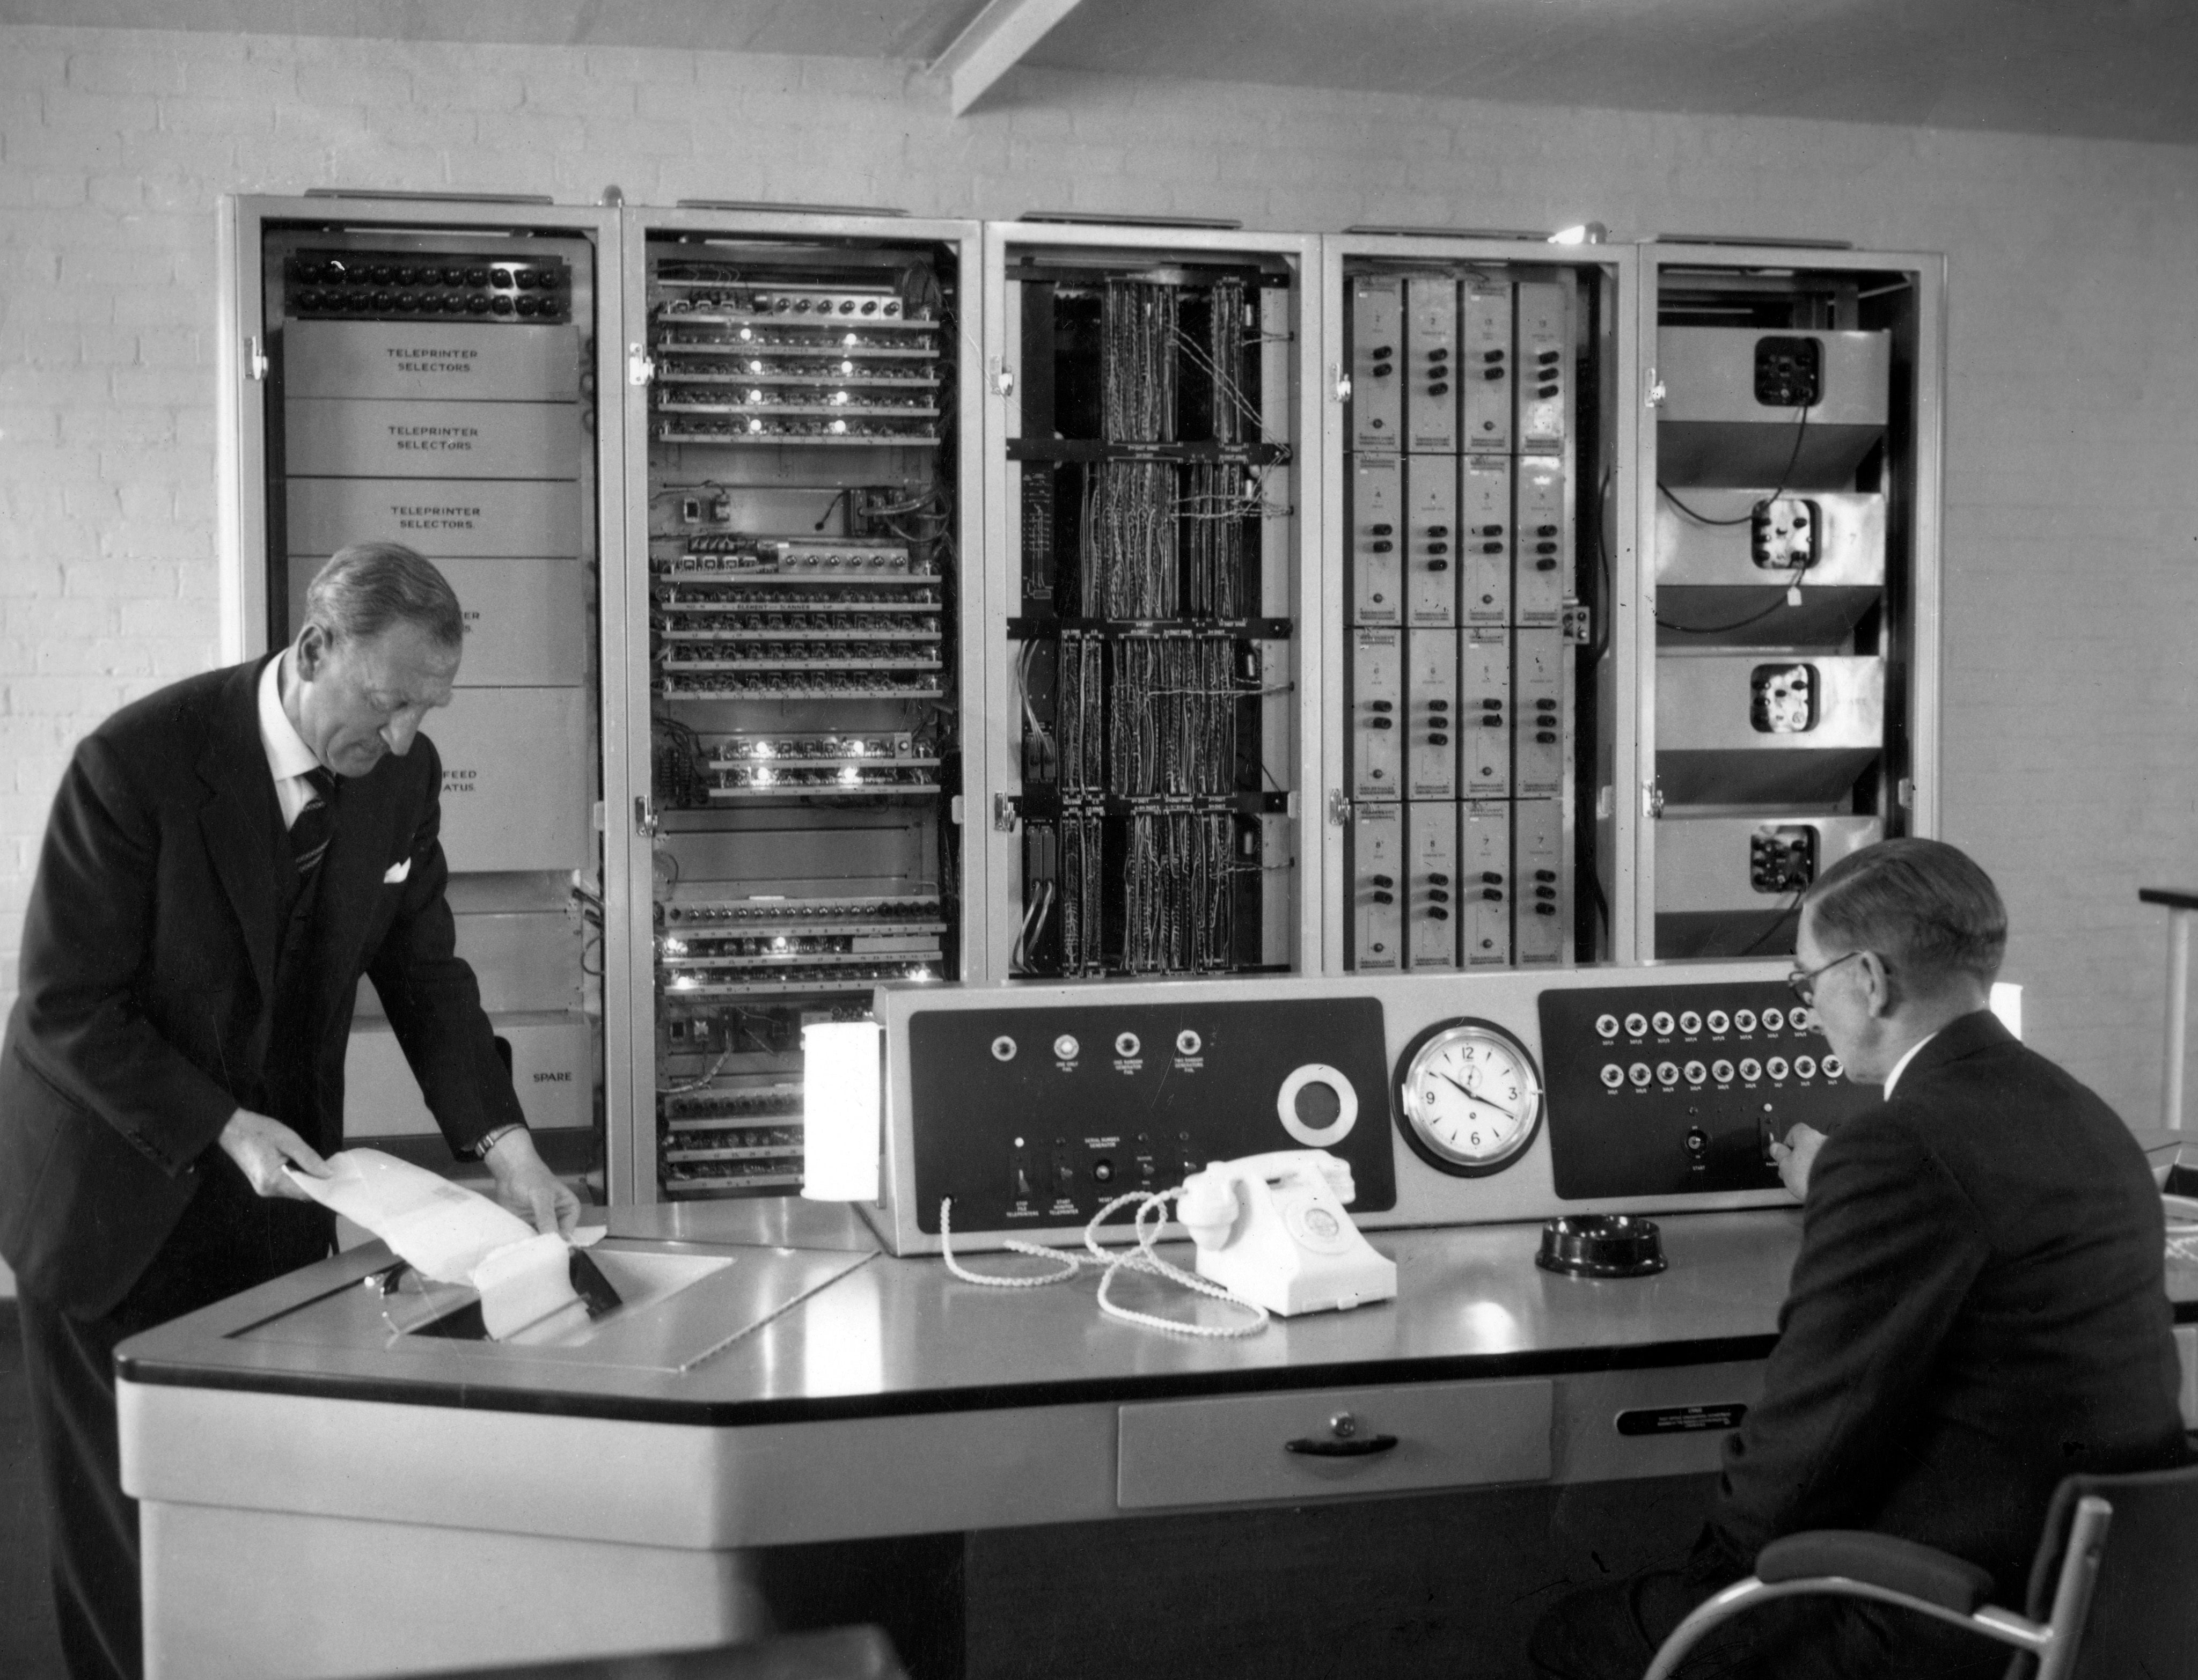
[116,1210,1813,1425]
[111,1206,2198,1427]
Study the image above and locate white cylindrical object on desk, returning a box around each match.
[802,1021,882,1201]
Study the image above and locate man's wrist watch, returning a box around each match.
[472,1121,527,1162]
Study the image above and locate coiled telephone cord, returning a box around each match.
[939,1192,1269,1339]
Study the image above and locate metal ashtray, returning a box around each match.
[1536,1214,1667,1279]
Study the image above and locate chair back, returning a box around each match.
[2024,1462,2198,1679]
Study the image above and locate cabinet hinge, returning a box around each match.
[627,343,655,386]
[634,795,658,839]
[1327,790,1352,827]
[244,336,269,382]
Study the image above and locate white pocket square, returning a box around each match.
[382,859,412,884]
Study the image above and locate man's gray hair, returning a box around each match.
[1801,837,2007,992]
[301,542,464,649]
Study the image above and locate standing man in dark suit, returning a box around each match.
[0,542,581,1680]
[1530,838,2186,1678]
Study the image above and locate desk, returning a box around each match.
[115,1206,2198,1679]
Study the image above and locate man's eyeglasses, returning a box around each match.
[1787,949,1867,1007]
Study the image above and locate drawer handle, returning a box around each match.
[1284,1433,1400,1458]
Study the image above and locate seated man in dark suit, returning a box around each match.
[1,542,581,1680]
[1529,838,2186,1679]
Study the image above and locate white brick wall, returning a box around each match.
[2,20,2196,1181]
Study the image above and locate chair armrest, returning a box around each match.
[1758,1531,1996,1615]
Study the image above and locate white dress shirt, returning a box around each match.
[256,651,325,829]
[1881,1030,1938,1098]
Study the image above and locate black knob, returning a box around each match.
[1428,907,1449,921]
[1428,525,1450,537]
[1483,368,1506,382]
[1371,700,1393,712]
[1371,540,1393,553]
[1535,869,1557,882]
[1372,345,1394,358]
[1483,888,1504,901]
[1538,525,1559,537]
[1538,349,1561,365]
[1534,903,1557,916]
[1372,890,1394,905]
[1535,558,1557,571]
[1429,382,1450,396]
[1430,873,1450,885]
[1481,541,1504,555]
[1483,350,1504,364]
[1483,871,1504,883]
[1538,383,1559,398]
[1429,699,1449,711]
[1428,733,1449,746]
[1369,717,1393,730]
[1372,362,1394,377]
[1428,348,1450,362]
[1537,730,1557,743]
[1427,541,1449,555]
[1480,524,1504,537]
[1371,524,1394,536]
[1427,558,1449,571]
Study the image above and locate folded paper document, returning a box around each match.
[287,1149,605,1340]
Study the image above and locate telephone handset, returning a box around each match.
[1175,1150,1398,1316]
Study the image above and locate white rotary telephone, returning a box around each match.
[1174,1150,1398,1316]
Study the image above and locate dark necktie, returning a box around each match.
[290,766,338,877]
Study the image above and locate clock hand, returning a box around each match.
[1437,1070,1477,1098]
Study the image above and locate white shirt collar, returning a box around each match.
[1881,1030,1938,1098]
[257,651,324,824]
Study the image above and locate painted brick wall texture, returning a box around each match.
[2,21,2195,1147]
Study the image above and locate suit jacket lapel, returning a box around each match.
[198,656,284,1009]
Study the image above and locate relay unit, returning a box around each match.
[1651,258,1916,958]
[642,226,963,1197]
[1006,234,1300,980]
[258,218,601,1169]
[1344,256,1587,973]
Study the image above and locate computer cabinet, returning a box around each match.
[220,200,1940,1211]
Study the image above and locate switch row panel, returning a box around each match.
[1350,276,1569,455]
[1347,453,1569,629]
[1539,979,1878,1199]
[1348,798,1569,972]
[905,996,1397,1231]
[1351,628,1569,804]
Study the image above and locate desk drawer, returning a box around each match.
[1117,1379,1551,1510]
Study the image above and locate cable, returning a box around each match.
[1739,889,1806,957]
[1658,404,1813,525]
[936,1193,1270,1339]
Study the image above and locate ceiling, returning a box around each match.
[11,0,2198,148]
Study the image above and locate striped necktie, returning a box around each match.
[290,766,338,878]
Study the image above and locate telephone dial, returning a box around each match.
[1176,1150,1398,1316]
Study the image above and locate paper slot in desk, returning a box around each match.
[226,1242,866,1375]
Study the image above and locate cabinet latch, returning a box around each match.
[627,343,655,386]
[634,795,658,839]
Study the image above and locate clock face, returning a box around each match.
[1394,1018,1544,1178]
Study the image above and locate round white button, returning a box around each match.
[1766,1057,1790,1081]
[1793,1054,1818,1080]
[1739,1058,1763,1082]
[1595,1013,1622,1039]
[1822,1054,1845,1079]
[990,1036,1016,1062]
[1734,1009,1759,1034]
[1624,1013,1650,1038]
[1706,1011,1731,1035]
[1115,1032,1141,1059]
[1678,1011,1703,1036]
[1054,1035,1080,1060]
[1761,1006,1786,1033]
[1629,1062,1653,1089]
[1657,1061,1680,1087]
[1601,1063,1626,1090]
[1712,1059,1736,1083]
[1276,1064,1359,1147]
[1651,1011,1676,1037]
[1176,1029,1202,1056]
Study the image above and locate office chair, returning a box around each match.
[1643,1462,2198,1680]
